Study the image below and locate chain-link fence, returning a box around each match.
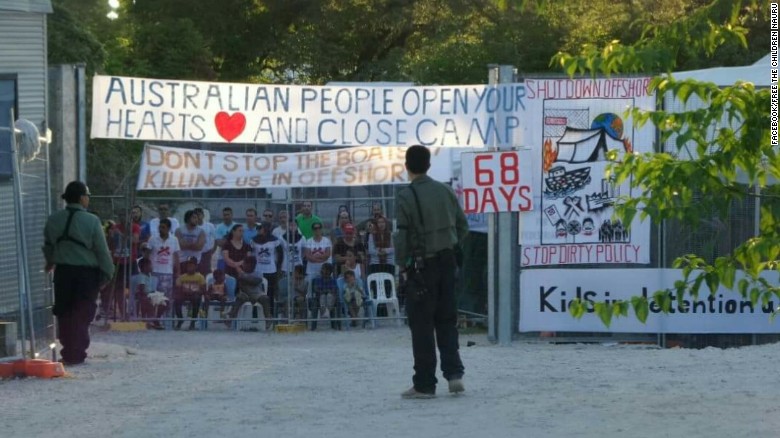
[88,155,488,330]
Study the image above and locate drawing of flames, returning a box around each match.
[542,138,557,172]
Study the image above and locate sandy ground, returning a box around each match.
[2,325,779,438]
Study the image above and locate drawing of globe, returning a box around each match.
[591,113,624,139]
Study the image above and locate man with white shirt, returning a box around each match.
[147,203,179,239]
[147,218,180,306]
[175,210,205,273]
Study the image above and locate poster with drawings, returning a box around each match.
[519,78,655,266]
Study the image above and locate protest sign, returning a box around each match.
[92,75,527,148]
[460,150,534,213]
[519,78,655,266]
[137,144,452,190]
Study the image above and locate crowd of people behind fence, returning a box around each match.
[98,200,396,330]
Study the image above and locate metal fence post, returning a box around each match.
[9,108,36,357]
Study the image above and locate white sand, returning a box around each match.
[2,326,779,438]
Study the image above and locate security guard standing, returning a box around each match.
[43,181,114,365]
[395,145,469,399]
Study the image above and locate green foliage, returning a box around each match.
[47,1,106,74]
[568,298,631,327]
[552,0,758,76]
[559,0,779,326]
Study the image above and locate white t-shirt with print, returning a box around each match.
[280,237,305,272]
[252,238,282,275]
[148,234,180,274]
[304,236,332,276]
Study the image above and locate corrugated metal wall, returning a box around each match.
[0,12,47,121]
[0,10,54,356]
[0,1,53,14]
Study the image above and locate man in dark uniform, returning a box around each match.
[395,145,469,399]
[43,181,114,365]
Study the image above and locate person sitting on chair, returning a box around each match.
[230,256,271,329]
[174,256,205,331]
[310,262,339,330]
[206,268,229,315]
[290,265,309,320]
[133,257,166,330]
[342,269,364,327]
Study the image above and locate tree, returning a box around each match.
[48,0,769,196]
[552,0,776,326]
[47,0,106,74]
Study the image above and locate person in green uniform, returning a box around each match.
[43,181,114,365]
[295,200,321,240]
[395,145,468,399]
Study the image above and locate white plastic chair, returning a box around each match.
[367,273,401,326]
[235,276,268,331]
[235,302,267,331]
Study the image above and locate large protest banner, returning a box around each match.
[520,269,780,333]
[519,78,655,266]
[137,144,453,190]
[91,75,527,148]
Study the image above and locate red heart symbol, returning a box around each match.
[214,111,246,143]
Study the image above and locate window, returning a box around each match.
[0,76,18,178]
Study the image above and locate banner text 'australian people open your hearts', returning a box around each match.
[91,75,527,147]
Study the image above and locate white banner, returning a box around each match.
[460,150,535,213]
[519,78,655,266]
[137,144,453,190]
[91,75,527,147]
[520,269,780,333]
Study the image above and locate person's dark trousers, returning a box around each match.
[198,250,213,276]
[113,262,129,319]
[53,265,101,365]
[174,295,202,327]
[263,272,278,317]
[405,249,464,393]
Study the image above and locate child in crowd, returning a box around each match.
[342,248,363,281]
[133,257,166,330]
[174,256,205,330]
[206,269,229,316]
[310,263,339,330]
[230,256,271,328]
[342,269,364,327]
[292,265,309,320]
[135,242,152,276]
